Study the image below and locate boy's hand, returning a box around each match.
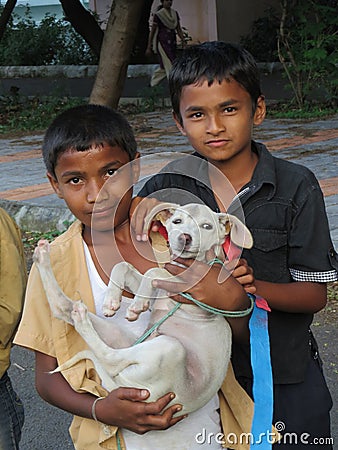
[96,388,185,433]
[152,255,249,312]
[130,196,162,242]
[232,258,256,294]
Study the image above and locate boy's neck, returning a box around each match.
[82,219,130,248]
[209,148,258,195]
[82,219,158,283]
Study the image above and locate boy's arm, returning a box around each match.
[254,280,327,314]
[35,351,184,433]
[232,258,327,314]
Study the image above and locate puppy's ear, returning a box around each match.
[219,214,253,249]
[144,202,180,230]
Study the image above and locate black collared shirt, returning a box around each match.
[138,142,338,383]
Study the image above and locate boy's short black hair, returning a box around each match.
[42,104,137,178]
[169,41,262,123]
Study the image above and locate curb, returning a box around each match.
[0,199,74,232]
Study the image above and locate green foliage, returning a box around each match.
[139,85,167,111]
[277,0,338,108]
[240,8,280,62]
[0,7,98,65]
[267,101,337,119]
[0,95,86,135]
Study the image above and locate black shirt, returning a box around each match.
[138,142,338,383]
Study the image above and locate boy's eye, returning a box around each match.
[190,112,203,119]
[70,177,81,185]
[223,106,236,113]
[106,169,117,177]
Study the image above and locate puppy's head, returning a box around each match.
[146,203,253,261]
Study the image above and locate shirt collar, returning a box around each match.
[192,143,277,201]
[250,141,277,200]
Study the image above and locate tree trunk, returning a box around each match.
[0,0,17,41]
[90,0,145,108]
[59,0,103,57]
[131,0,154,63]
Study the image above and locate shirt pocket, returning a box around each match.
[248,228,288,282]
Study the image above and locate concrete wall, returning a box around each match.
[0,64,293,102]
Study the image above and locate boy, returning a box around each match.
[133,41,338,448]
[0,208,26,449]
[14,104,254,449]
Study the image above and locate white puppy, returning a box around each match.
[33,203,252,415]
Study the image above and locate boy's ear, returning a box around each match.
[253,95,266,125]
[172,111,186,136]
[46,172,63,199]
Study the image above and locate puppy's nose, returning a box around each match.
[178,233,192,247]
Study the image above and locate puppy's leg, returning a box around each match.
[102,262,144,317]
[71,301,138,380]
[126,268,173,321]
[33,240,74,324]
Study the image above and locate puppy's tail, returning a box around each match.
[49,350,93,374]
[49,350,119,392]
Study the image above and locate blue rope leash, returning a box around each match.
[249,300,273,449]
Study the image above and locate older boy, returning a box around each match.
[133,41,338,449]
[14,104,254,449]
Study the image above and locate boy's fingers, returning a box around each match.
[143,392,177,414]
[152,278,185,294]
[117,387,150,401]
[130,197,162,240]
[145,405,186,429]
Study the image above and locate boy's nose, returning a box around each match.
[207,115,225,135]
[86,180,108,203]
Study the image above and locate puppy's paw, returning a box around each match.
[33,239,50,264]
[102,300,120,317]
[71,300,88,323]
[126,299,150,321]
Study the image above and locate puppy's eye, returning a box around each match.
[172,219,182,224]
[202,223,213,230]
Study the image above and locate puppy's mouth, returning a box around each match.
[170,244,199,259]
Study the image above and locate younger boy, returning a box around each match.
[14,104,254,449]
[134,41,338,448]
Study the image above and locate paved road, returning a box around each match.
[1,110,338,449]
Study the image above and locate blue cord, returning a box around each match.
[249,301,273,449]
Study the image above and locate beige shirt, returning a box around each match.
[15,220,260,450]
[0,208,27,379]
